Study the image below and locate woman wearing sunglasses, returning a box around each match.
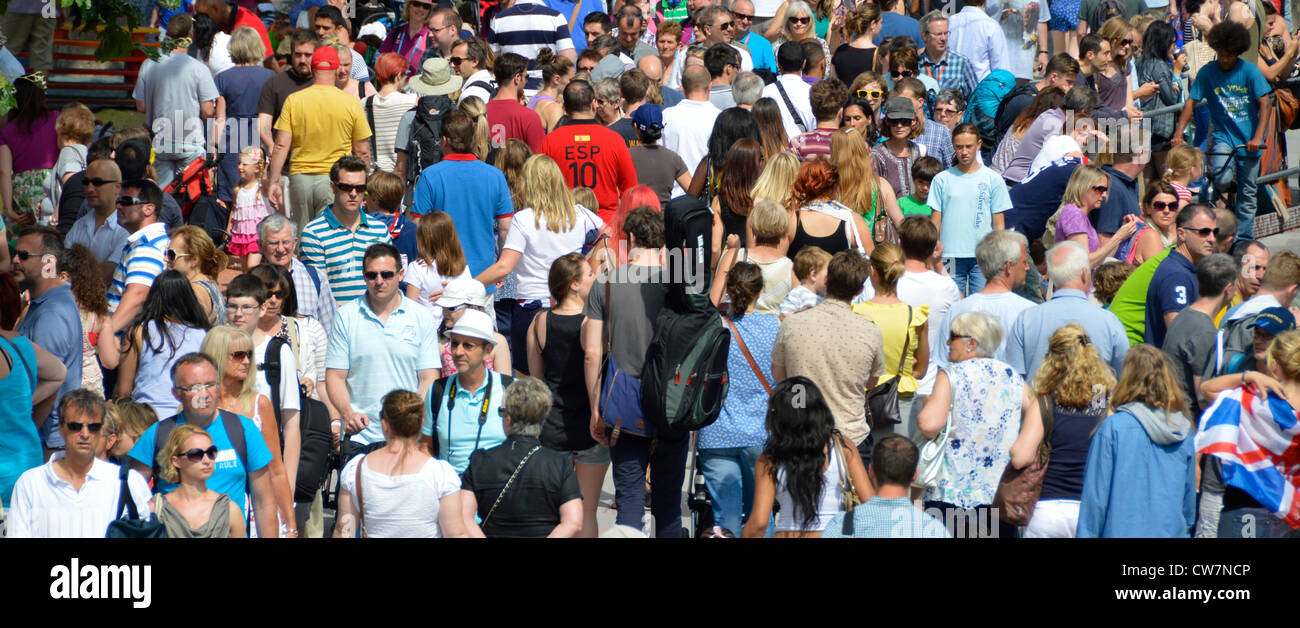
[848,71,886,119]
[152,424,247,538]
[1121,181,1182,265]
[1050,164,1139,269]
[769,1,831,63]
[200,324,298,537]
[167,225,227,326]
[378,0,437,76]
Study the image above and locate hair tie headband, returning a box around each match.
[16,71,46,90]
[169,36,194,50]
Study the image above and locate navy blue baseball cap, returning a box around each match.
[632,103,663,133]
[1249,307,1296,336]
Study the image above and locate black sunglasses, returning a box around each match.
[180,446,220,463]
[116,195,148,206]
[66,421,105,433]
[1185,226,1220,237]
[337,183,367,194]
[363,270,397,280]
[267,289,287,299]
[888,118,914,126]
[229,350,252,361]
[86,177,119,187]
[788,16,810,24]
[733,12,754,20]
[12,249,35,261]
[890,70,915,79]
[1151,201,1178,211]
[717,21,734,30]
[449,56,464,65]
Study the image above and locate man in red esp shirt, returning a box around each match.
[486,52,545,152]
[540,79,638,223]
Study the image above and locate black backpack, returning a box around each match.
[662,194,715,314]
[993,82,1040,142]
[266,334,336,503]
[464,79,498,100]
[1089,0,1128,36]
[404,94,454,186]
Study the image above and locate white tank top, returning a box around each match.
[773,442,845,533]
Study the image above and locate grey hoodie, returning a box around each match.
[1117,401,1191,446]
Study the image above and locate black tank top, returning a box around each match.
[787,209,848,262]
[719,201,747,246]
[538,311,596,452]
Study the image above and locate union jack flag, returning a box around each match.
[1195,384,1300,529]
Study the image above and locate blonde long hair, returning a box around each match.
[522,154,578,232]
[200,325,257,413]
[1060,164,1108,212]
[1032,323,1116,409]
[831,130,879,223]
[1110,344,1188,421]
[458,96,491,161]
[751,151,800,207]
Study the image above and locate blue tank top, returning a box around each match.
[0,335,43,508]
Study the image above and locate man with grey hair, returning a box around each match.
[458,378,583,537]
[731,70,763,108]
[934,229,1035,372]
[613,4,656,62]
[917,11,978,100]
[257,213,336,334]
[1005,241,1129,379]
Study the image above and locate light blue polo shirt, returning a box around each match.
[300,204,391,302]
[421,371,509,474]
[328,294,442,445]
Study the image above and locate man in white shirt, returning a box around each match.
[895,216,962,437]
[760,41,815,140]
[63,159,129,284]
[946,0,1010,82]
[8,390,152,538]
[661,65,722,199]
[452,38,497,105]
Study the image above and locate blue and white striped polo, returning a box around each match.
[488,0,575,89]
[299,204,391,303]
[107,222,169,314]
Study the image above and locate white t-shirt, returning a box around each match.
[503,205,605,301]
[254,334,301,415]
[760,75,815,142]
[1028,134,1081,179]
[661,99,722,198]
[205,31,234,76]
[292,316,328,386]
[897,270,963,395]
[405,260,473,331]
[340,455,461,538]
[7,456,152,538]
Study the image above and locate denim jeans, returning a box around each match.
[943,257,986,297]
[1208,139,1261,241]
[1218,506,1293,538]
[609,432,690,537]
[698,445,764,536]
[508,299,546,376]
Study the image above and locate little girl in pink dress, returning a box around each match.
[227,146,272,270]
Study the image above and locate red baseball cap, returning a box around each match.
[311,46,340,71]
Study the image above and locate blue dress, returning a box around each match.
[0,336,43,508]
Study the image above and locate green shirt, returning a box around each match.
[1108,246,1173,346]
[899,195,932,217]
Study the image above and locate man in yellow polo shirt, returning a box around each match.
[268,45,372,233]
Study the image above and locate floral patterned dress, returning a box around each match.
[924,357,1024,510]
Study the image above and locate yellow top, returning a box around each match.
[852,301,930,395]
[274,84,372,175]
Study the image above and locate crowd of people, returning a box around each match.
[1,0,1299,539]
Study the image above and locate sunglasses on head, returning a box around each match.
[1185,226,1220,237]
[788,15,810,24]
[856,89,883,99]
[336,183,367,194]
[1151,201,1178,211]
[117,196,147,207]
[180,446,220,463]
[86,177,119,187]
[363,270,397,280]
[66,421,104,433]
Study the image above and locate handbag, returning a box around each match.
[992,395,1055,525]
[105,464,167,538]
[481,445,541,529]
[866,305,911,429]
[599,279,654,441]
[722,315,772,394]
[832,431,861,512]
[912,387,953,490]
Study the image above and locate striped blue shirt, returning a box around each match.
[299,205,391,303]
[108,222,169,314]
[488,0,574,88]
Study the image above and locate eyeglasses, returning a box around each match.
[1184,226,1220,238]
[856,89,883,99]
[733,12,754,20]
[264,238,295,249]
[447,339,485,349]
[1120,39,1132,46]
[116,196,147,207]
[788,16,810,24]
[1151,201,1178,211]
[13,249,36,262]
[229,350,252,361]
[934,106,958,116]
[86,177,119,187]
[176,382,218,394]
[947,333,971,343]
[226,303,262,313]
[179,446,220,463]
[336,183,367,194]
[164,249,192,263]
[363,270,397,281]
[65,421,105,433]
[890,70,915,79]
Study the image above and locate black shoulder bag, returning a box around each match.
[866,305,912,429]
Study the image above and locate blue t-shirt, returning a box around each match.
[930,165,1012,259]
[1005,158,1078,240]
[1189,58,1272,156]
[127,413,274,511]
[740,31,777,73]
[16,284,82,447]
[874,12,925,49]
[410,155,515,281]
[422,372,510,474]
[368,212,419,268]
[1092,165,1141,236]
[0,336,42,508]
[1145,248,1198,347]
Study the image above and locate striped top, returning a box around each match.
[363,91,419,173]
[300,205,392,303]
[488,0,575,88]
[108,222,170,314]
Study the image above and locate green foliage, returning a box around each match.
[0,0,176,61]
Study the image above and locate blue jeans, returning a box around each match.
[609,432,690,537]
[698,445,764,536]
[1208,139,1262,241]
[943,257,986,297]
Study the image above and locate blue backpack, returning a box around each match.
[965,69,1017,159]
